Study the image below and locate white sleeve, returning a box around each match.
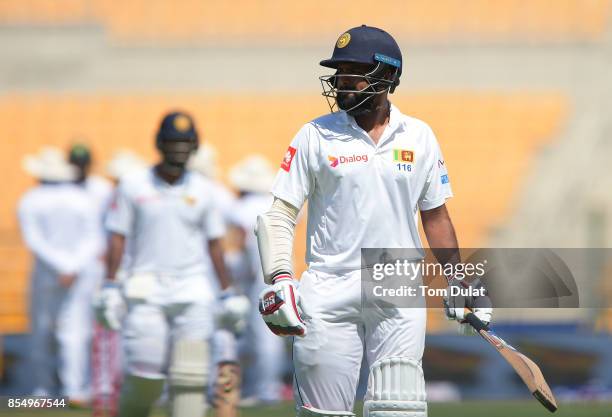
[271,124,315,210]
[18,197,76,274]
[105,184,134,236]
[203,202,226,240]
[418,127,453,211]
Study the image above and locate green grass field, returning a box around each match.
[1,401,611,417]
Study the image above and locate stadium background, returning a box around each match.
[1,0,612,415]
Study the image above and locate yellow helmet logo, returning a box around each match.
[336,32,351,48]
[173,114,191,132]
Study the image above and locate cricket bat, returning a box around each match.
[464,311,558,413]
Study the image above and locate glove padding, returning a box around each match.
[258,277,307,337]
[93,281,126,331]
[217,288,250,333]
[443,277,492,335]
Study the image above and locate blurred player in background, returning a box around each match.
[67,143,114,404]
[226,155,288,405]
[69,143,114,244]
[188,144,244,417]
[18,147,101,404]
[95,111,248,417]
[255,25,492,417]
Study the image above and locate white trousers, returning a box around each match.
[292,269,426,412]
[121,275,215,380]
[30,259,101,399]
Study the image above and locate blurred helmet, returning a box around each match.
[319,25,402,115]
[106,150,148,180]
[156,111,199,149]
[229,155,276,194]
[23,146,78,182]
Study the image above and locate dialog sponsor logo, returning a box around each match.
[328,154,368,167]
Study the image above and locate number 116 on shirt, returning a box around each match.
[397,163,412,172]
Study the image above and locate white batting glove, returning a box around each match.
[93,281,126,331]
[258,275,307,337]
[217,287,250,334]
[443,276,492,335]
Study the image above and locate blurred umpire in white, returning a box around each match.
[227,155,287,404]
[18,147,101,403]
[96,111,247,417]
[255,26,492,417]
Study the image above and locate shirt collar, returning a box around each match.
[151,167,189,188]
[339,102,403,144]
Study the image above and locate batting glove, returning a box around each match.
[443,276,492,335]
[258,275,307,337]
[93,281,126,331]
[217,287,250,334]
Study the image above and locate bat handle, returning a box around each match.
[465,311,489,332]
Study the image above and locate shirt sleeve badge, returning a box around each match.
[280,146,297,172]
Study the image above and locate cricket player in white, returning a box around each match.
[67,144,114,403]
[18,147,101,402]
[96,111,247,417]
[256,26,492,417]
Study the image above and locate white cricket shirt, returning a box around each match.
[272,104,453,273]
[18,183,101,275]
[106,168,225,277]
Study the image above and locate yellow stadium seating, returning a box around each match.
[0,0,88,24]
[0,241,30,333]
[0,1,608,42]
[0,92,567,333]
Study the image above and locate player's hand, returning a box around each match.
[258,276,307,337]
[93,281,126,331]
[217,287,250,333]
[443,276,492,335]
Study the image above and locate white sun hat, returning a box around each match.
[229,154,276,194]
[188,144,218,179]
[106,149,148,180]
[22,146,78,181]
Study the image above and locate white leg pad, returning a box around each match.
[168,340,210,417]
[298,406,355,417]
[364,357,427,417]
[169,339,210,387]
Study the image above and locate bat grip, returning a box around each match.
[465,312,489,332]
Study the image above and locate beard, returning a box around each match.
[336,91,374,116]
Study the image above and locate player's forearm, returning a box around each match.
[420,204,460,267]
[255,198,299,284]
[209,239,231,290]
[106,233,126,281]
